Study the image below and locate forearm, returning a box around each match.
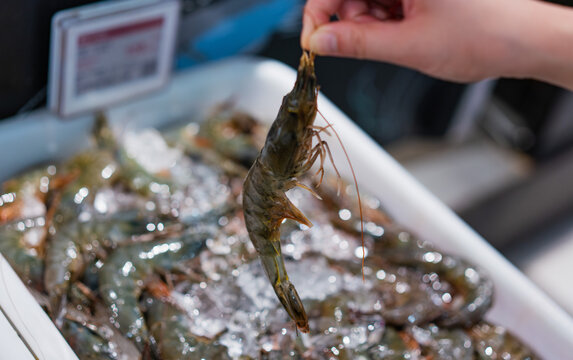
[507,1,573,90]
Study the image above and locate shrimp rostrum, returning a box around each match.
[243,51,328,333]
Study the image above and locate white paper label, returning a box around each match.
[49,0,179,117]
[75,17,163,96]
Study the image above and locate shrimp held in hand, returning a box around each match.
[242,51,327,333]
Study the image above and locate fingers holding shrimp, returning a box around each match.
[301,0,406,50]
[301,0,343,49]
[301,0,413,62]
[302,0,563,85]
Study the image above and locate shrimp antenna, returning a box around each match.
[317,109,366,281]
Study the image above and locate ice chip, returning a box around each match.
[123,129,182,174]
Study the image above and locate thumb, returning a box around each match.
[308,21,407,62]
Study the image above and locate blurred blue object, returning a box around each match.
[176,0,302,69]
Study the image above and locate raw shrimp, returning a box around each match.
[242,51,329,333]
[44,221,84,321]
[28,284,141,360]
[469,321,539,359]
[186,104,264,168]
[145,295,230,360]
[56,114,123,204]
[363,326,421,359]
[98,230,207,351]
[166,105,266,176]
[44,211,168,323]
[0,220,45,286]
[375,230,494,327]
[1,165,75,256]
[59,303,142,360]
[407,324,474,360]
[60,319,120,360]
[1,166,51,224]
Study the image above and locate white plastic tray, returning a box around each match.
[1,57,572,359]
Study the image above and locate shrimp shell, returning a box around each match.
[242,51,323,333]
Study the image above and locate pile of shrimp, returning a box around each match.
[0,53,538,359]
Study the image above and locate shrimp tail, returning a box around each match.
[258,230,309,333]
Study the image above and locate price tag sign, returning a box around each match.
[49,0,179,117]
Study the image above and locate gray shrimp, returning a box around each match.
[44,211,169,323]
[28,285,141,360]
[0,219,45,286]
[144,295,230,360]
[60,318,120,360]
[1,164,77,257]
[98,231,207,351]
[195,105,263,168]
[374,230,494,327]
[407,324,474,360]
[469,321,539,359]
[59,306,142,360]
[362,326,422,360]
[43,220,85,321]
[243,51,332,333]
[1,166,51,224]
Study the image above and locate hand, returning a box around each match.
[301,0,573,90]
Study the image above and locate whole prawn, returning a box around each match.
[242,51,327,333]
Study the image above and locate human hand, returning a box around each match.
[301,0,573,89]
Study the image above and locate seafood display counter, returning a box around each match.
[1,57,573,359]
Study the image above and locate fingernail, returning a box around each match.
[309,29,338,54]
[301,14,314,49]
[372,7,389,20]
